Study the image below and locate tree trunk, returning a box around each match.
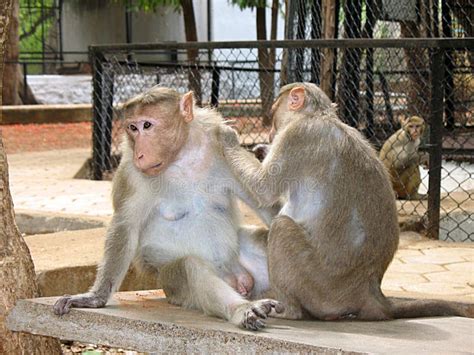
[257,5,274,126]
[1,4,60,352]
[320,0,337,99]
[181,0,202,106]
[3,0,38,105]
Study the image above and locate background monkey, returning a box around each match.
[54,86,283,331]
[379,116,427,200]
[221,82,472,320]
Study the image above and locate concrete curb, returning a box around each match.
[16,210,108,235]
[1,104,92,124]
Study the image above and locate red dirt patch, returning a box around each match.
[1,122,92,154]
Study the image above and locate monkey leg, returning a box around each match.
[237,225,270,299]
[268,215,391,321]
[393,165,423,200]
[159,256,283,331]
[267,215,314,320]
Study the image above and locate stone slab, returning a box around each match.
[7,291,474,354]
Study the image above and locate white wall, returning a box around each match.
[210,0,285,41]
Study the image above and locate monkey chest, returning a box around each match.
[138,194,239,266]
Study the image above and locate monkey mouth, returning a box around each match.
[142,162,163,175]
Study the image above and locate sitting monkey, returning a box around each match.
[54,86,283,331]
[220,82,472,320]
[379,116,427,200]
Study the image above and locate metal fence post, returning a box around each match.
[211,67,220,107]
[427,48,445,240]
[91,50,114,180]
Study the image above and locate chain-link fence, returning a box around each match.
[89,38,473,242]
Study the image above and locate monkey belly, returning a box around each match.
[138,211,240,268]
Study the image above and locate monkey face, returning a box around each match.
[404,116,425,141]
[126,105,190,176]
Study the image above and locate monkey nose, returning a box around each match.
[137,153,144,160]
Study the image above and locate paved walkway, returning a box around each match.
[6,148,474,304]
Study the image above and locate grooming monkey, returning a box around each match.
[379,116,427,200]
[221,82,472,320]
[54,86,283,330]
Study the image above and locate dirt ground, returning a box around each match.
[1,122,92,154]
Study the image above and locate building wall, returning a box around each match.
[61,0,208,62]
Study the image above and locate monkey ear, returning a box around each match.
[180,91,194,123]
[288,87,305,111]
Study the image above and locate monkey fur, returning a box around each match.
[379,115,427,200]
[53,86,283,331]
[221,82,473,320]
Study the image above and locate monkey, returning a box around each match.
[53,86,283,331]
[220,82,473,321]
[379,115,427,200]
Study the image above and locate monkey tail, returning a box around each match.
[387,298,474,319]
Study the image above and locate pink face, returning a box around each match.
[125,105,188,176]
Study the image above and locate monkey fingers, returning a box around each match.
[53,293,107,316]
[232,299,284,331]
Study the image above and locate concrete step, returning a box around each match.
[25,228,158,296]
[25,226,474,304]
[7,290,474,354]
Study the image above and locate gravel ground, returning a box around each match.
[1,122,92,154]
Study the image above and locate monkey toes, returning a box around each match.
[53,294,106,316]
[232,299,284,331]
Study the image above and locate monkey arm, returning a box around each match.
[54,215,139,315]
[90,216,139,297]
[230,179,280,227]
[223,140,288,208]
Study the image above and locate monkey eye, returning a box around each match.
[128,124,138,132]
[143,121,152,129]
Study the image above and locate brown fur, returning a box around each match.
[222,82,473,320]
[379,116,426,200]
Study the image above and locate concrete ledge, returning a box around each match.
[7,291,474,354]
[16,210,108,235]
[0,104,92,124]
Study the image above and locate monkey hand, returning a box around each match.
[217,125,240,149]
[230,299,284,331]
[53,292,107,316]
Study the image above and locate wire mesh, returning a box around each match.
[89,39,473,242]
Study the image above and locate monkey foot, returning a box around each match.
[53,293,106,316]
[231,299,284,331]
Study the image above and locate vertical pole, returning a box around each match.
[91,50,114,180]
[442,0,455,130]
[330,0,340,100]
[211,67,220,107]
[58,0,63,61]
[41,0,45,73]
[427,48,444,240]
[23,63,28,99]
[364,0,377,136]
[294,0,307,82]
[378,71,394,126]
[310,0,322,85]
[339,0,362,127]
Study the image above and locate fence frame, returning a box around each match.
[89,37,474,239]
